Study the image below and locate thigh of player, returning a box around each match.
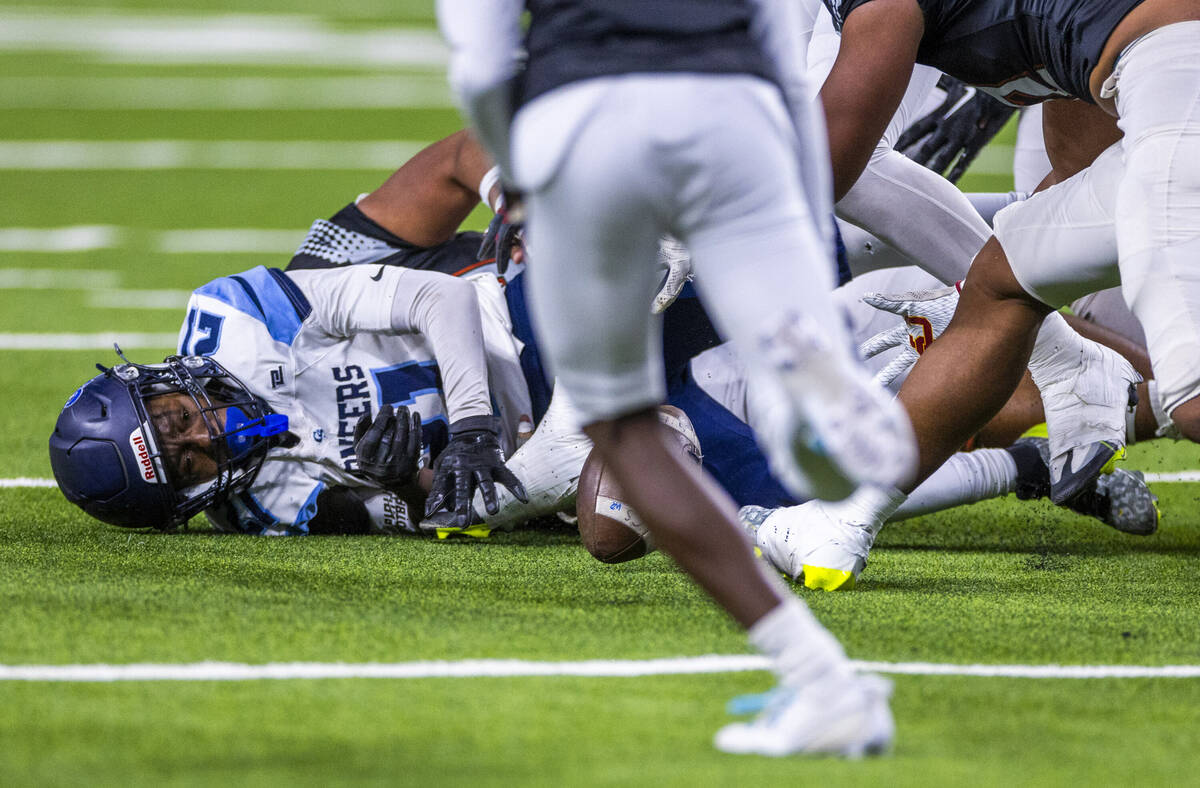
[994,143,1124,308]
[671,77,846,351]
[512,77,681,423]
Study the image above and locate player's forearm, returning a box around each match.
[357,130,494,246]
[392,273,493,422]
[819,0,924,201]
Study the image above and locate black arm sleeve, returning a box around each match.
[306,486,374,535]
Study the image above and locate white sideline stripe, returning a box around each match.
[0,140,426,170]
[0,76,453,110]
[0,10,447,68]
[0,333,178,350]
[6,471,1200,488]
[2,658,1199,682]
[0,227,121,253]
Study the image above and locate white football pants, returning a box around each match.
[510,73,845,424]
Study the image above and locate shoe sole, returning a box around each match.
[761,312,915,501]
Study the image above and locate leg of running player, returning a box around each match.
[517,74,905,756]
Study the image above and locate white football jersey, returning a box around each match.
[178,264,531,535]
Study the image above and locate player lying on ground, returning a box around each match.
[49,130,543,536]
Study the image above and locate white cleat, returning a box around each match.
[739,502,875,591]
[757,310,917,502]
[467,387,594,533]
[1033,339,1140,505]
[715,674,894,757]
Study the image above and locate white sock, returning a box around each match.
[1148,379,1183,440]
[749,598,853,688]
[965,191,1024,226]
[891,449,1018,522]
[823,484,906,537]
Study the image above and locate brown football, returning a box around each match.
[576,405,702,563]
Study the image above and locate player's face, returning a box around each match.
[145,392,226,487]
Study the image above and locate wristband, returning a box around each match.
[478,166,502,212]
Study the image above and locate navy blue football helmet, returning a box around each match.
[49,351,287,530]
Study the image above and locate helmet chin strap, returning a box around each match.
[224,407,289,458]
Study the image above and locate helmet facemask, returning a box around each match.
[93,352,286,529]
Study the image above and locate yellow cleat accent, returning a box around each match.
[1100,445,1127,475]
[802,565,857,591]
[1021,421,1127,474]
[1020,422,1049,440]
[435,524,493,540]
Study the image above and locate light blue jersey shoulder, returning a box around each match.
[180,266,312,354]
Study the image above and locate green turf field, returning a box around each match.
[2,2,1198,785]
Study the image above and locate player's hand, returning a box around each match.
[651,237,693,314]
[858,284,960,387]
[896,75,1016,183]
[477,191,525,275]
[353,404,423,490]
[425,415,528,529]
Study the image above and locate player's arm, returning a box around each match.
[356,130,499,247]
[306,485,427,535]
[748,0,835,234]
[391,269,493,422]
[387,268,528,523]
[819,0,924,201]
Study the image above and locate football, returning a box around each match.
[576,405,702,563]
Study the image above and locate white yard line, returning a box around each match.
[0,227,303,254]
[0,76,452,109]
[0,140,426,170]
[1144,471,1200,483]
[0,227,121,253]
[0,267,121,288]
[0,657,1198,682]
[85,290,191,310]
[156,229,304,253]
[0,10,447,68]
[0,333,178,350]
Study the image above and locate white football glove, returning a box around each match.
[651,236,692,314]
[858,284,960,387]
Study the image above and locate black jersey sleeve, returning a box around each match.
[822,0,880,31]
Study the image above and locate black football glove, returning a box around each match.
[477,192,525,276]
[897,75,1016,184]
[425,415,528,529]
[352,404,423,490]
